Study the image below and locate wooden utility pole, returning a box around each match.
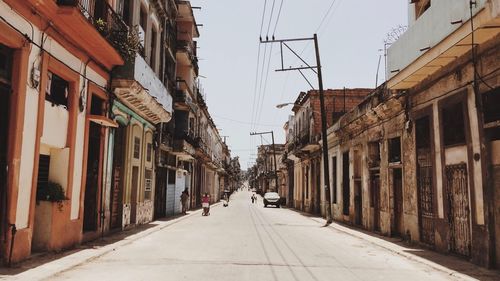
[260,34,333,224]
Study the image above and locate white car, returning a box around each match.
[263,192,281,208]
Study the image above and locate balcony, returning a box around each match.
[112,55,173,124]
[174,80,198,112]
[173,132,197,158]
[23,0,127,69]
[387,0,499,89]
[176,40,199,75]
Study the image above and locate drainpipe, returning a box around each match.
[7,223,16,267]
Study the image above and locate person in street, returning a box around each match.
[202,192,210,216]
[251,194,255,204]
[223,193,229,207]
[180,188,189,214]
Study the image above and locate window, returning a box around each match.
[442,101,466,146]
[147,143,152,162]
[150,27,158,71]
[133,137,141,159]
[139,5,148,57]
[168,169,176,184]
[416,116,431,149]
[483,88,500,140]
[36,155,51,193]
[388,137,401,163]
[0,44,13,83]
[90,94,104,116]
[368,142,381,168]
[46,71,69,108]
[140,6,148,31]
[145,169,152,200]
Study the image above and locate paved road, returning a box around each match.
[49,190,458,281]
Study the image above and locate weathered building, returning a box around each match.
[321,0,500,269]
[0,0,129,263]
[255,144,285,195]
[285,89,371,214]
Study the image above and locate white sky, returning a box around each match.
[192,0,408,169]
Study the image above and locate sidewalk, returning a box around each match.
[0,205,214,281]
[308,217,500,281]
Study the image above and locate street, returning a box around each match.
[40,190,464,281]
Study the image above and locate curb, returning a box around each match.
[308,217,474,281]
[12,204,221,281]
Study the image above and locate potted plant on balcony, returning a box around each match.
[36,181,68,209]
[95,18,143,61]
[33,181,70,251]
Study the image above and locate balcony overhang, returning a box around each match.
[24,0,124,70]
[173,139,196,157]
[388,7,500,90]
[301,143,321,152]
[113,80,172,124]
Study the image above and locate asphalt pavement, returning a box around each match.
[5,189,500,281]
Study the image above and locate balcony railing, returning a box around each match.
[57,0,128,54]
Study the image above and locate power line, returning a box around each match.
[272,0,284,36]
[213,114,282,127]
[251,0,269,148]
[265,0,277,37]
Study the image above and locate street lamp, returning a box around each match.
[276,103,294,109]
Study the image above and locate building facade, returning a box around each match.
[320,0,500,268]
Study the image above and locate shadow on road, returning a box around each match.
[286,207,500,280]
[0,212,192,276]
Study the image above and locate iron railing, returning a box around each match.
[57,0,128,49]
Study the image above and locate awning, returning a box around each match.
[88,115,119,128]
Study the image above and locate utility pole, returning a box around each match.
[260,34,333,224]
[250,131,279,194]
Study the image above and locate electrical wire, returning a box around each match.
[251,0,269,135]
[0,15,107,93]
[272,0,284,37]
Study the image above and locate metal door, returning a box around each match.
[445,163,471,257]
[417,158,435,246]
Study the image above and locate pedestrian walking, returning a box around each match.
[202,192,210,216]
[180,188,189,214]
[251,194,255,204]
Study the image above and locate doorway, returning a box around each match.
[415,115,435,246]
[392,168,403,236]
[83,95,105,232]
[342,152,350,216]
[370,171,381,231]
[314,159,321,214]
[110,125,125,229]
[353,149,362,226]
[154,167,167,219]
[482,87,500,268]
[0,44,13,258]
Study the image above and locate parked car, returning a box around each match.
[263,192,281,208]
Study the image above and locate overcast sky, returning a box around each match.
[192,0,408,170]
